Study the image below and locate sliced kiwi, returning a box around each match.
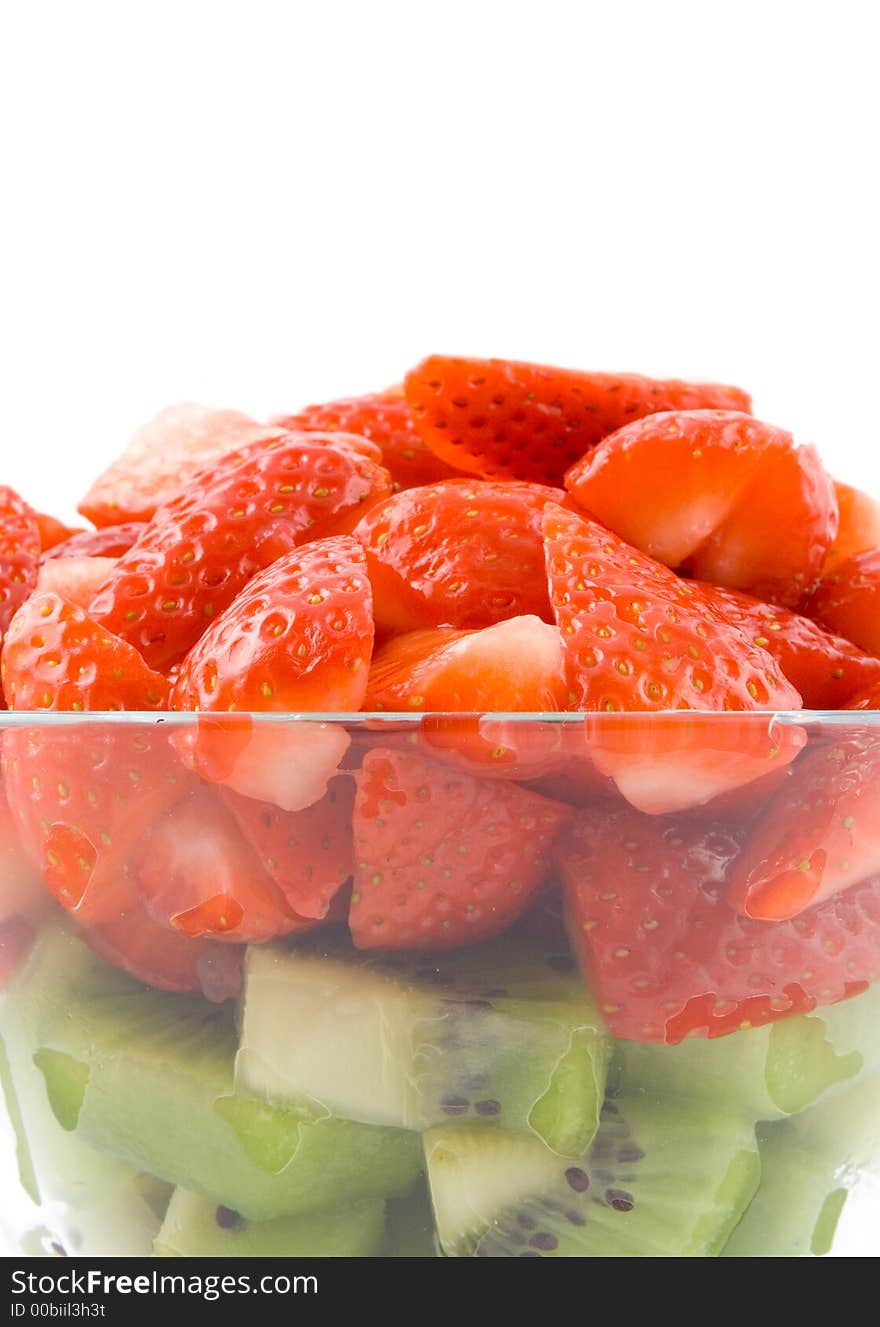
[425,1092,760,1257]
[154,1188,386,1257]
[616,982,880,1121]
[238,935,609,1156]
[382,1176,438,1257]
[723,1073,880,1258]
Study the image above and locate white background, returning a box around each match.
[1,1,879,522]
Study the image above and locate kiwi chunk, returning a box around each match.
[155,1188,386,1257]
[425,1092,760,1257]
[723,1073,880,1257]
[383,1176,438,1257]
[616,982,880,1121]
[238,935,609,1156]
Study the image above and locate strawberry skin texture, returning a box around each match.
[349,747,570,950]
[0,485,40,649]
[44,522,147,561]
[405,356,751,486]
[728,730,880,920]
[88,434,390,671]
[558,805,880,1043]
[698,583,880,709]
[807,549,880,657]
[2,591,169,712]
[823,482,880,574]
[35,512,84,552]
[355,479,561,633]
[277,392,460,490]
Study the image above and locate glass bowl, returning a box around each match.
[1,711,879,1259]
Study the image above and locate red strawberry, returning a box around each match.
[349,747,570,950]
[1,591,169,712]
[0,787,48,924]
[355,479,560,633]
[87,432,389,671]
[846,681,880,710]
[558,804,880,1043]
[34,512,85,552]
[276,391,460,490]
[1,485,40,649]
[44,522,146,561]
[823,482,880,574]
[807,549,880,657]
[1,724,187,922]
[83,901,236,995]
[405,356,751,486]
[221,775,355,920]
[728,728,880,920]
[542,504,804,813]
[698,583,880,709]
[78,404,284,526]
[36,556,118,611]
[131,787,309,944]
[0,917,35,989]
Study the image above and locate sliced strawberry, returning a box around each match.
[542,504,804,812]
[78,404,284,526]
[807,549,880,657]
[349,747,570,950]
[846,681,880,710]
[405,356,751,486]
[823,481,880,574]
[83,901,235,995]
[355,479,560,632]
[34,512,84,552]
[728,728,880,920]
[276,391,460,490]
[0,916,35,989]
[88,433,389,671]
[698,583,880,709]
[1,591,169,712]
[1,724,187,922]
[0,485,40,649]
[0,787,48,924]
[558,804,880,1043]
[36,556,119,611]
[220,775,355,920]
[44,522,146,560]
[131,786,309,944]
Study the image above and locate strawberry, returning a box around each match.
[807,549,880,657]
[36,556,119,611]
[728,727,880,920]
[1,724,187,922]
[44,522,146,561]
[558,804,880,1043]
[405,356,751,486]
[0,917,35,990]
[34,512,84,552]
[220,775,355,920]
[88,433,390,670]
[846,681,880,710]
[276,391,460,490]
[78,404,284,526]
[131,787,309,944]
[1,591,169,712]
[698,583,880,709]
[355,479,560,633]
[542,504,805,813]
[349,747,570,950]
[83,902,236,994]
[0,485,40,649]
[823,482,880,574]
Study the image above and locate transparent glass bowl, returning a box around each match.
[1,712,879,1258]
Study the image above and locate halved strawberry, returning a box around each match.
[0,787,48,924]
[44,522,146,560]
[728,727,880,920]
[1,591,169,712]
[1,724,188,922]
[542,504,804,813]
[0,917,35,989]
[807,549,880,657]
[36,556,119,611]
[405,356,751,486]
[78,404,284,526]
[846,681,880,710]
[276,391,460,490]
[1,485,40,648]
[355,479,560,633]
[823,481,880,574]
[88,433,390,671]
[131,786,309,944]
[34,512,84,552]
[698,583,880,709]
[349,747,570,950]
[220,775,355,920]
[83,901,236,995]
[558,804,880,1043]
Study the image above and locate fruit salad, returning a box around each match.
[2,355,880,1258]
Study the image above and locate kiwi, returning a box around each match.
[154,1188,386,1257]
[723,1073,880,1258]
[238,934,609,1156]
[616,981,880,1120]
[382,1176,438,1257]
[425,1092,760,1257]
